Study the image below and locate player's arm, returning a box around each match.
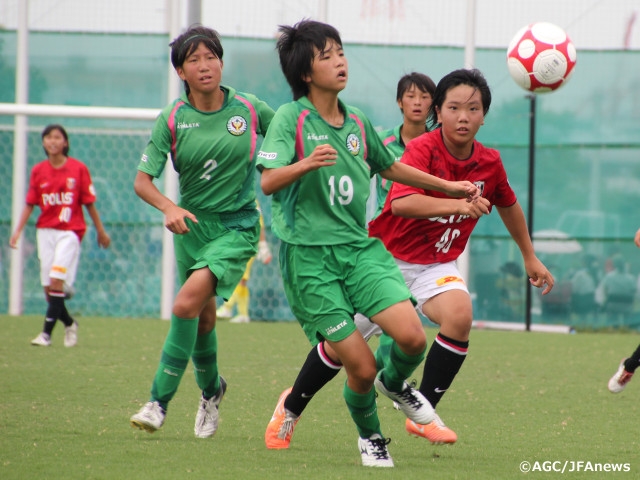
[496,202,554,294]
[380,161,478,200]
[85,203,111,248]
[634,228,640,248]
[9,204,35,248]
[133,170,197,234]
[392,194,490,219]
[260,144,337,195]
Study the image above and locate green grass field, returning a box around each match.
[2,315,639,479]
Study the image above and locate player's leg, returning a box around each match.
[371,301,435,424]
[269,242,392,466]
[608,343,640,393]
[32,230,80,346]
[31,229,56,346]
[266,340,341,449]
[193,298,228,438]
[351,240,433,424]
[191,217,258,437]
[60,240,80,347]
[131,267,213,433]
[265,313,379,449]
[282,314,378,417]
[327,332,393,467]
[419,289,471,408]
[399,261,469,443]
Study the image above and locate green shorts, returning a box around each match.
[173,205,259,300]
[279,237,412,346]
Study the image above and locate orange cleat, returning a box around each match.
[405,414,457,444]
[265,387,300,449]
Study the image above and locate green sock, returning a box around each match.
[192,327,220,398]
[379,340,425,392]
[343,381,381,439]
[150,315,198,409]
[374,332,394,372]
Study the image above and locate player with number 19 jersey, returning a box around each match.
[369,129,517,264]
[26,157,97,241]
[256,97,394,246]
[138,86,274,215]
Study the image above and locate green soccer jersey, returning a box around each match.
[257,96,394,246]
[138,86,274,214]
[375,125,405,218]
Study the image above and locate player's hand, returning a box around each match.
[302,144,337,171]
[458,196,491,219]
[634,228,640,248]
[256,240,272,264]
[442,180,480,201]
[526,257,554,295]
[9,232,20,249]
[164,204,198,234]
[97,230,111,248]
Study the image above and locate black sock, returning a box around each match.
[284,342,342,417]
[42,291,65,336]
[419,332,469,409]
[624,344,640,373]
[59,304,75,328]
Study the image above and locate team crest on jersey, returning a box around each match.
[474,181,485,196]
[66,178,76,190]
[227,115,248,136]
[436,275,465,287]
[346,134,360,156]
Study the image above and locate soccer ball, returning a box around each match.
[506,22,577,93]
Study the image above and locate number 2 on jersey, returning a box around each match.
[200,159,218,181]
[328,175,354,206]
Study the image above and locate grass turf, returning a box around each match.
[1,315,639,479]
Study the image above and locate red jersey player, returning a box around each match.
[10,124,111,347]
[368,68,554,440]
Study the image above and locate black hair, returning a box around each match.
[428,68,492,127]
[169,25,224,95]
[396,72,436,102]
[276,19,343,100]
[41,124,69,156]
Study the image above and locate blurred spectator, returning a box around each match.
[570,254,600,325]
[596,254,636,324]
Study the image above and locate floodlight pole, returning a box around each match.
[525,93,537,332]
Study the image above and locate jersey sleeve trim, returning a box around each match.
[295,109,312,161]
[167,100,186,159]
[382,134,396,146]
[234,94,259,162]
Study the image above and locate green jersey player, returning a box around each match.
[257,19,477,467]
[130,25,274,439]
[374,72,436,218]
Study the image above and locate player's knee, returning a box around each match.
[346,362,377,393]
[172,299,200,319]
[396,329,427,355]
[441,314,472,341]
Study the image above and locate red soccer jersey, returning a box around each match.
[25,157,97,241]
[369,129,517,265]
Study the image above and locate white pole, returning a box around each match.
[458,0,476,285]
[464,0,476,69]
[160,0,182,320]
[318,0,328,21]
[9,0,29,315]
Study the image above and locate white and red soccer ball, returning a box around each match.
[507,22,577,93]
